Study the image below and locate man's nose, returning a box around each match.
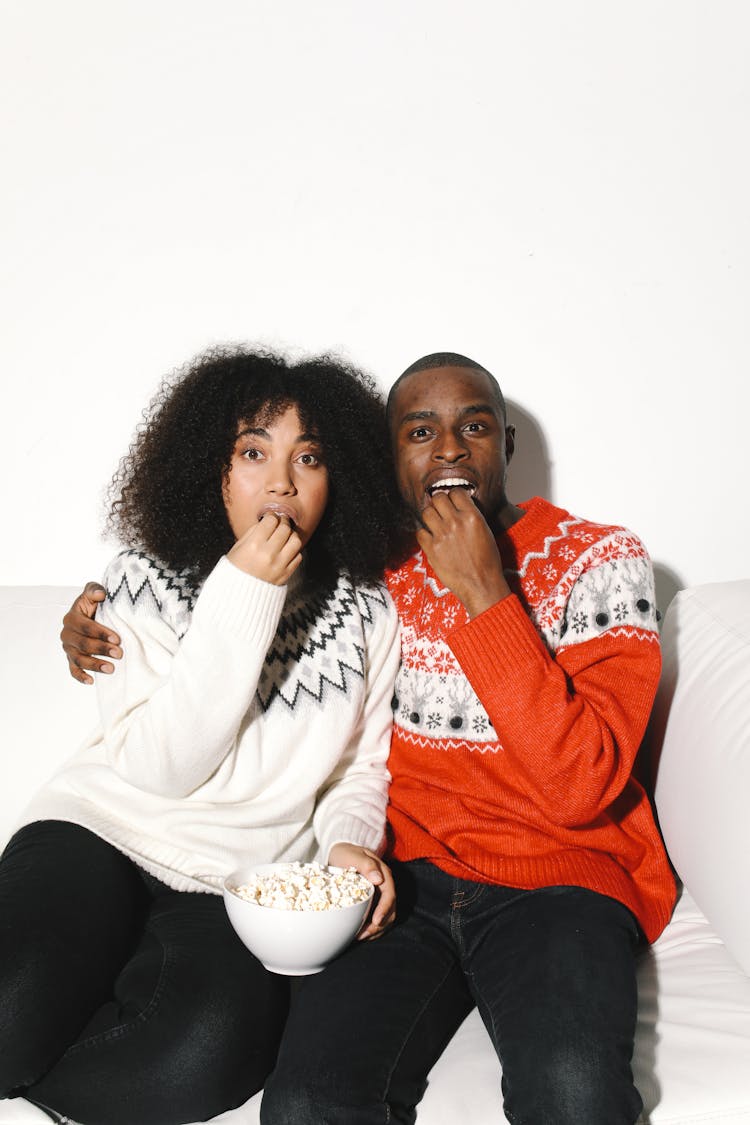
[434,431,468,461]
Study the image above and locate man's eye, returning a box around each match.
[409,427,431,440]
[463,422,485,433]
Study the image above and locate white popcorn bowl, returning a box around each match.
[222,863,375,976]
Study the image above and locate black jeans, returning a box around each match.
[0,820,289,1125]
[262,859,643,1125]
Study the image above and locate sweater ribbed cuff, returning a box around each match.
[192,556,287,651]
[448,593,550,689]
[318,815,387,865]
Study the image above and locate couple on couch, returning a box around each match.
[0,346,675,1125]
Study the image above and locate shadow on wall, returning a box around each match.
[652,563,684,621]
[505,398,685,616]
[505,399,553,504]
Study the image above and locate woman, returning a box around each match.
[0,346,403,1125]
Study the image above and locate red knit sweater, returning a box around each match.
[385,496,676,943]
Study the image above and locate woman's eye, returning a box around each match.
[297,452,322,466]
[241,447,263,460]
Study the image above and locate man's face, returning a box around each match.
[389,366,515,528]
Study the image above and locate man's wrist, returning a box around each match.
[463,582,512,620]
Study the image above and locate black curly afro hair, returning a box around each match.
[106,345,406,592]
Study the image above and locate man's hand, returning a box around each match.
[226,513,304,585]
[61,582,123,684]
[417,488,511,618]
[327,842,396,941]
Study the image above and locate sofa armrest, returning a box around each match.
[651,580,750,975]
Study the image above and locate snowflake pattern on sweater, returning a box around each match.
[387,507,659,752]
[384,497,674,942]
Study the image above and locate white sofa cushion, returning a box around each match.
[652,580,750,976]
[2,584,750,1125]
[0,587,99,847]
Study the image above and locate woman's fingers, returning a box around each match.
[227,513,304,584]
[326,843,397,942]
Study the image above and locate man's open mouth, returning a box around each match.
[426,477,477,498]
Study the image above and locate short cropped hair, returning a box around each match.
[386,351,507,424]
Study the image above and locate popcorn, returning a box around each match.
[230,862,372,912]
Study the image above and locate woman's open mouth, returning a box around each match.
[258,504,298,530]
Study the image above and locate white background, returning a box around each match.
[1,0,748,610]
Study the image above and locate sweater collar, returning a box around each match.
[409,495,573,585]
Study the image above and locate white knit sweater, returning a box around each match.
[21,551,401,894]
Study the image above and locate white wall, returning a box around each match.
[1,0,748,607]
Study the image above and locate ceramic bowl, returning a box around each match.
[223,862,374,976]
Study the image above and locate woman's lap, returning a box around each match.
[0,821,289,1125]
[3,831,642,1125]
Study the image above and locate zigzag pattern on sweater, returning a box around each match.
[105,550,391,716]
[506,516,585,577]
[105,550,202,639]
[393,727,501,755]
[257,582,390,713]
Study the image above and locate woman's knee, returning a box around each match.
[25,935,290,1125]
[180,973,288,1100]
[261,1072,387,1125]
[261,1074,315,1125]
[0,1029,50,1099]
[136,961,289,1118]
[31,994,288,1125]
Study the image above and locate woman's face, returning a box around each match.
[223,404,329,547]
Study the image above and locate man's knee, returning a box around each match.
[503,1041,642,1125]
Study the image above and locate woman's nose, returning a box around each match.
[265,462,296,493]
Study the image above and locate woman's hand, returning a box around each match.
[327,842,397,941]
[60,582,123,684]
[226,513,304,585]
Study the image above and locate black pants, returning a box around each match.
[0,820,289,1125]
[262,859,643,1125]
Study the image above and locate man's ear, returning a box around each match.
[505,424,516,465]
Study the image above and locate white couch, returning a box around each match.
[1,580,749,1125]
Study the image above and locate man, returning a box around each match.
[62,353,675,1124]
